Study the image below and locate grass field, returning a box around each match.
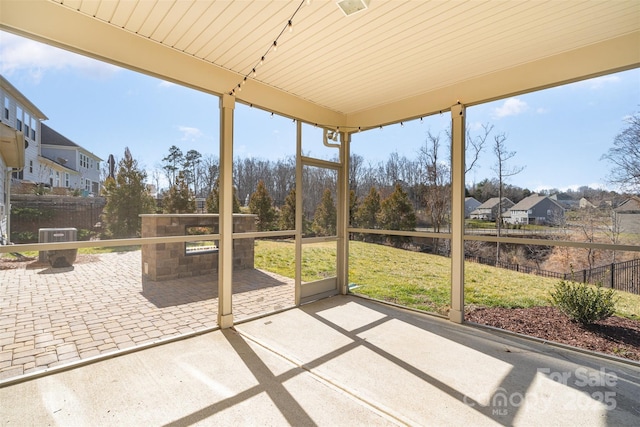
[254,239,640,319]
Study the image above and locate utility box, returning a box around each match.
[39,227,78,267]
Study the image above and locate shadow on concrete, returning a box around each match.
[163,329,316,427]
[141,268,293,308]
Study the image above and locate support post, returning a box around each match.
[338,131,350,294]
[450,103,466,323]
[218,94,235,328]
[294,120,302,305]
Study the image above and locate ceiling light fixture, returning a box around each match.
[336,0,370,16]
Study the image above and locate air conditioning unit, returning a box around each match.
[38,227,77,263]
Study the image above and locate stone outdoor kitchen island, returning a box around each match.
[140,214,256,281]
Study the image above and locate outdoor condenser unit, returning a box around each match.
[38,227,77,263]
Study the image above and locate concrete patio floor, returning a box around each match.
[0,251,294,382]
[1,295,639,426]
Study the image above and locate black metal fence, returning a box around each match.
[465,256,640,295]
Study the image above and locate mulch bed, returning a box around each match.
[466,306,640,361]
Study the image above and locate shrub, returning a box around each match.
[550,280,618,325]
[10,231,37,243]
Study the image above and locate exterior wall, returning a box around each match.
[41,145,101,194]
[141,214,256,281]
[531,199,564,225]
[507,210,528,224]
[464,198,481,218]
[0,86,42,183]
[0,155,6,243]
[618,213,640,234]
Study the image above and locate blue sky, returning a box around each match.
[1,30,638,193]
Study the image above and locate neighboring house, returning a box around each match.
[504,194,565,225]
[0,122,25,243]
[464,197,481,218]
[549,194,579,210]
[469,197,514,221]
[1,75,48,244]
[0,75,48,185]
[40,123,102,195]
[614,196,640,234]
[579,197,596,209]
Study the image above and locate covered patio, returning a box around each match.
[1,295,639,425]
[1,0,639,423]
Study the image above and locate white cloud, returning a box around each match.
[536,107,549,114]
[492,98,528,119]
[578,75,621,90]
[178,126,203,141]
[0,31,119,83]
[158,80,176,88]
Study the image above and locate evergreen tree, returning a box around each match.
[249,180,276,231]
[162,171,196,213]
[279,188,296,230]
[378,183,416,247]
[355,186,380,229]
[312,189,337,236]
[205,178,240,213]
[349,189,358,227]
[102,147,155,238]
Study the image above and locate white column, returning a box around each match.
[450,103,466,323]
[338,131,350,294]
[294,120,302,305]
[218,94,234,328]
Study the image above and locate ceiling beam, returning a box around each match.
[347,31,640,129]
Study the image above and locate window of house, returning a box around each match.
[85,179,91,191]
[3,97,8,120]
[16,106,22,131]
[65,173,70,187]
[29,160,33,174]
[23,112,30,139]
[30,118,36,140]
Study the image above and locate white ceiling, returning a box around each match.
[1,0,639,129]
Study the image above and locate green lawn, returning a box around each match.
[254,239,640,319]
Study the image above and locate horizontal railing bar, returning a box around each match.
[233,230,295,239]
[0,234,221,253]
[302,236,339,244]
[349,228,452,239]
[463,234,640,252]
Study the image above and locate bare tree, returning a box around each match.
[491,133,524,261]
[466,123,493,174]
[602,113,640,192]
[418,131,451,253]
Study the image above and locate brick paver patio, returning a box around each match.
[0,251,294,382]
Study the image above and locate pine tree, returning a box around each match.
[249,180,276,231]
[355,187,380,229]
[102,147,156,238]
[279,188,296,230]
[378,183,416,247]
[205,178,241,213]
[162,171,196,213]
[312,189,337,236]
[349,189,358,227]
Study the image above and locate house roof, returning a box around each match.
[509,194,564,211]
[615,196,640,212]
[475,197,513,210]
[0,1,637,129]
[41,123,102,161]
[0,75,48,120]
[38,154,80,174]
